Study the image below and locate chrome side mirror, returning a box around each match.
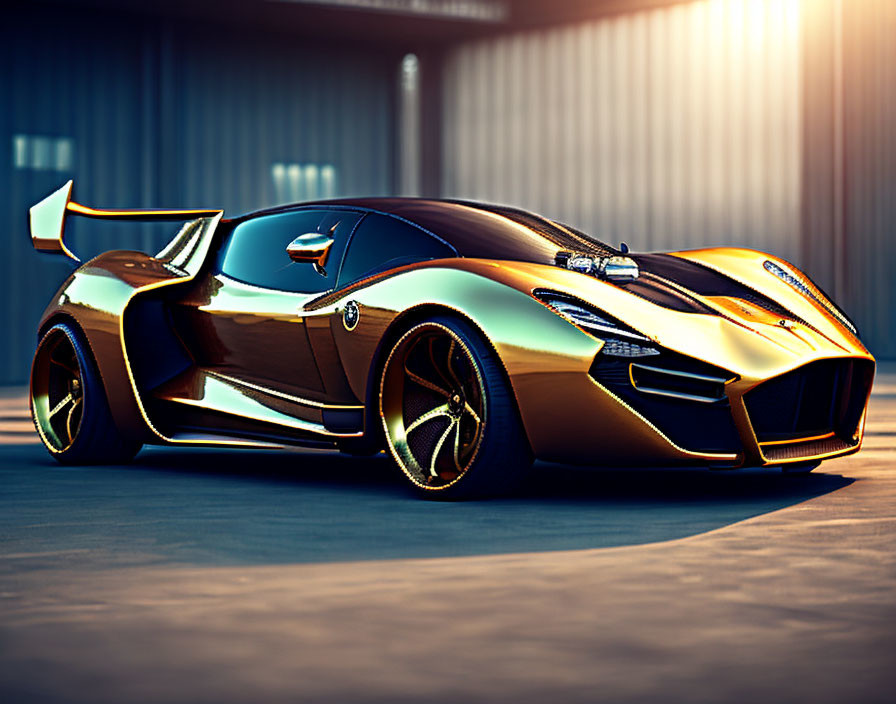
[286,232,334,276]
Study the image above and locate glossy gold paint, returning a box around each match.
[65,201,221,220]
[155,368,363,439]
[29,180,222,263]
[36,214,239,446]
[172,274,329,399]
[321,257,871,466]
[286,232,334,270]
[671,248,861,351]
[31,191,873,468]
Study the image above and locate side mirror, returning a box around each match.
[286,232,334,275]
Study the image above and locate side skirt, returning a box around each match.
[146,368,364,448]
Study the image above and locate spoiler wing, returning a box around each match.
[29,180,223,262]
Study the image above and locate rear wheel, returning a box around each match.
[379,317,531,499]
[31,322,142,464]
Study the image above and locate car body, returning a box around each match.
[28,181,875,497]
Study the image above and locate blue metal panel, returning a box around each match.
[1,9,396,383]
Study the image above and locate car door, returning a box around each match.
[174,208,362,404]
[327,212,460,398]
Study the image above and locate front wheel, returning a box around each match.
[30,322,142,464]
[379,316,532,499]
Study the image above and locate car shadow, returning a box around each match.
[1,444,853,569]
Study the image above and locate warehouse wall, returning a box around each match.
[0,9,397,383]
[441,0,894,358]
[832,0,895,357]
[442,0,801,259]
[800,0,896,358]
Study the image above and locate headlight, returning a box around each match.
[534,290,659,357]
[763,260,858,336]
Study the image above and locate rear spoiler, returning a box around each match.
[29,180,223,262]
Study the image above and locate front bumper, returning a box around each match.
[586,352,874,467]
[740,357,874,465]
[516,343,874,468]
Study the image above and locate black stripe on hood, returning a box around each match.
[624,253,796,319]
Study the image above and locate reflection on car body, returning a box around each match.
[28,181,874,498]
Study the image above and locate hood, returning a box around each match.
[374,256,872,383]
[623,252,799,317]
[613,250,864,354]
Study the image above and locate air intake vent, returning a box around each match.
[630,363,729,403]
[744,358,874,444]
[590,353,741,454]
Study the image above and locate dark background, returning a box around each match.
[2,0,894,383]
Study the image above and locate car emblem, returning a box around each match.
[343,300,360,331]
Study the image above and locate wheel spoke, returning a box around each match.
[405,402,451,435]
[429,418,458,477]
[445,339,463,388]
[65,397,82,444]
[404,364,450,397]
[385,324,489,488]
[50,358,78,374]
[49,393,74,419]
[428,337,454,389]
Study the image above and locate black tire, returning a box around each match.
[30,322,143,465]
[379,315,532,499]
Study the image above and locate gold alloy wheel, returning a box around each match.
[31,327,85,453]
[380,322,486,490]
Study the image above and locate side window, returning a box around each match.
[338,214,456,287]
[216,209,361,293]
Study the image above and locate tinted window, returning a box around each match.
[469,203,617,257]
[377,200,615,265]
[217,209,361,293]
[338,213,456,287]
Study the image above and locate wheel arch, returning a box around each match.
[38,311,84,342]
[362,302,531,454]
[36,313,105,393]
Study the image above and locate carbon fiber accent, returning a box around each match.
[762,436,855,462]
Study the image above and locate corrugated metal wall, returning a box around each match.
[838,0,895,357]
[1,9,397,383]
[1,14,147,385]
[175,31,396,214]
[441,0,895,358]
[442,0,802,259]
[801,0,896,358]
[3,1,893,383]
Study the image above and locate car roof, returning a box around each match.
[231,197,617,265]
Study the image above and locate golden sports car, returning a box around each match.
[29,181,875,498]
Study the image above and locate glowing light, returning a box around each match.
[268,0,508,22]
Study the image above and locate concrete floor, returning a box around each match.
[1,374,894,703]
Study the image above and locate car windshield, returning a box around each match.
[473,203,617,258]
[377,199,617,265]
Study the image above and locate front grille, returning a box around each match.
[744,358,873,445]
